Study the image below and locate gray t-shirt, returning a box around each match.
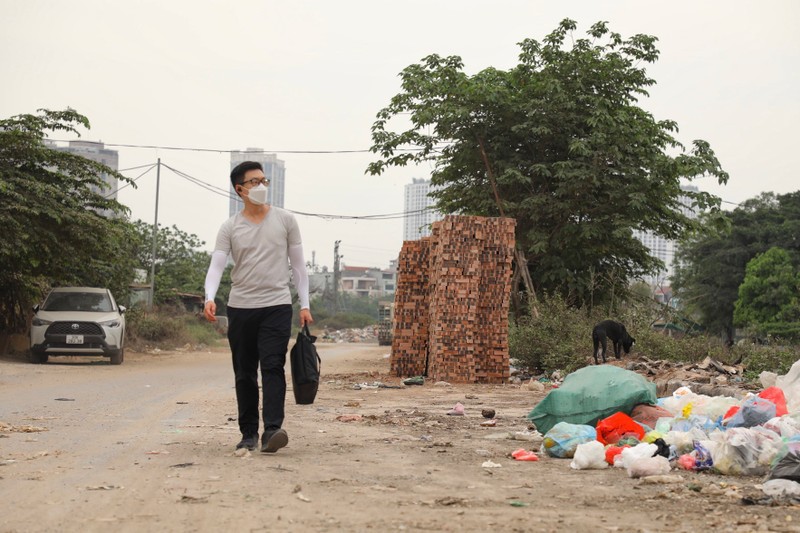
[213,207,302,309]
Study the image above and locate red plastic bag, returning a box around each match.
[605,445,629,465]
[759,386,788,417]
[595,412,645,445]
[724,405,740,420]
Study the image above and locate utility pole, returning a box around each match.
[148,158,161,310]
[333,240,342,312]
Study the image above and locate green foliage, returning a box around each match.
[130,220,210,304]
[739,344,800,379]
[509,292,736,375]
[311,293,381,320]
[734,247,800,340]
[368,19,727,307]
[317,312,375,331]
[509,294,597,374]
[125,306,175,342]
[0,108,137,333]
[634,325,728,364]
[673,192,800,343]
[125,305,223,348]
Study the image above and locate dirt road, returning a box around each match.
[1,343,798,532]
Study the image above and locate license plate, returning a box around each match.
[66,335,83,344]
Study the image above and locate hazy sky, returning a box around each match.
[2,1,798,269]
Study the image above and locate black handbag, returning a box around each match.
[290,325,321,405]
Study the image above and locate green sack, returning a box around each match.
[527,365,657,434]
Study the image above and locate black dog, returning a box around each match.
[592,320,635,364]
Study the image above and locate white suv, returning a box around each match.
[30,287,126,365]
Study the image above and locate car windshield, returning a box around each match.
[42,292,114,312]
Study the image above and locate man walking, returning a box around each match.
[203,161,313,453]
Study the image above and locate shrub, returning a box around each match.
[125,305,224,349]
[319,312,375,331]
[510,294,597,374]
[738,343,800,380]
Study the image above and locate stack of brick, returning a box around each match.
[389,238,431,377]
[390,215,515,383]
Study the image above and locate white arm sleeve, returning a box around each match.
[288,243,310,310]
[204,250,228,303]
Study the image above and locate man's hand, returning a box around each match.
[299,308,313,327]
[204,300,217,322]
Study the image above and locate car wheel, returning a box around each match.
[110,348,124,365]
[30,352,48,364]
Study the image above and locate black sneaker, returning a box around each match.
[236,434,258,451]
[261,429,288,453]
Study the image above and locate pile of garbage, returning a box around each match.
[526,361,800,501]
[319,326,379,343]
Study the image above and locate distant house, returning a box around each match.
[340,263,397,298]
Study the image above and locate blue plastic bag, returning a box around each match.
[542,422,597,458]
[726,397,776,428]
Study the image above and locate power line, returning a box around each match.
[104,163,157,198]
[158,162,433,221]
[50,139,427,155]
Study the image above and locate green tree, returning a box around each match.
[131,220,211,305]
[673,192,800,343]
[368,19,727,308]
[734,247,800,340]
[0,108,137,333]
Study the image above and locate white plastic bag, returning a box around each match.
[776,360,800,414]
[762,479,800,498]
[710,426,782,476]
[618,443,657,469]
[627,455,671,478]
[570,440,608,470]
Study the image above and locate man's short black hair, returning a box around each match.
[230,161,264,188]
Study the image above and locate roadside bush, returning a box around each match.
[318,312,375,331]
[126,305,224,350]
[738,343,800,380]
[510,295,597,374]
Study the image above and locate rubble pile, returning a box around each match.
[624,355,752,398]
[391,215,516,383]
[319,326,379,343]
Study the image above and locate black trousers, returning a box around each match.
[226,304,293,437]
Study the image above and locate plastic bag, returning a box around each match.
[664,427,710,454]
[676,454,696,470]
[763,416,800,438]
[762,479,800,499]
[542,422,597,458]
[769,450,800,481]
[775,360,800,413]
[627,455,671,478]
[570,441,608,470]
[605,445,629,466]
[290,325,321,404]
[692,440,714,471]
[618,443,657,469]
[709,427,782,476]
[759,386,789,417]
[527,366,656,434]
[660,386,739,420]
[725,396,776,428]
[595,412,646,445]
[630,404,674,431]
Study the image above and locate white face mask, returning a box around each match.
[246,183,269,205]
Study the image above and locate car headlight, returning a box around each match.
[100,319,121,328]
[32,317,52,327]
